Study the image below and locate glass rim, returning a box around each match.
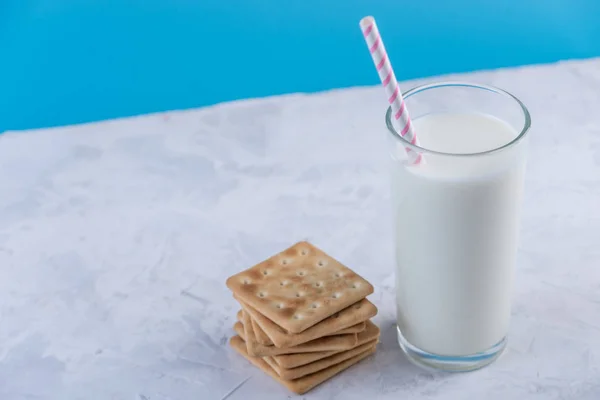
[385,81,531,157]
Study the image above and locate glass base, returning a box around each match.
[397,326,507,372]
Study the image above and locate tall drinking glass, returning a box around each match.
[386,82,531,371]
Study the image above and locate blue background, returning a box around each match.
[2,0,600,131]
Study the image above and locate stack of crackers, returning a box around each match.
[226,241,379,395]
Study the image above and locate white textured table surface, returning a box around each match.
[1,59,600,399]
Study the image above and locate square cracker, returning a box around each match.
[236,309,367,347]
[230,335,376,395]
[264,339,378,380]
[235,315,357,357]
[239,297,376,347]
[273,349,338,370]
[226,241,374,333]
[229,336,375,394]
[272,320,380,369]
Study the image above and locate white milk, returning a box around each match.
[392,112,527,356]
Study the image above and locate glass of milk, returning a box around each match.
[386,82,531,371]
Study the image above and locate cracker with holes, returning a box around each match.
[226,241,374,333]
[235,309,366,347]
[230,335,376,395]
[238,298,375,348]
[226,241,379,394]
[236,314,358,357]
[270,320,381,369]
[263,339,378,380]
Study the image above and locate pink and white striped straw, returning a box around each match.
[360,16,422,164]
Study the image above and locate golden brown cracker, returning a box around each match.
[233,319,380,368]
[226,241,374,333]
[272,320,380,368]
[235,308,368,347]
[239,298,376,347]
[230,335,376,395]
[234,318,357,357]
[264,339,377,380]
